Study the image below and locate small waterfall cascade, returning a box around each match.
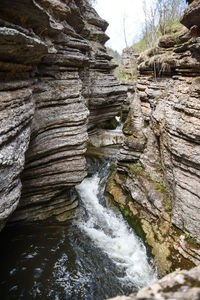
[77,162,157,289]
[0,160,156,300]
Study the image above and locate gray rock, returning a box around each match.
[109,0,200,277]
[0,0,126,227]
[0,85,34,228]
[108,266,200,300]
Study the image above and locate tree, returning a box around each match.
[157,0,187,35]
[143,0,159,47]
[123,13,128,48]
[142,0,187,48]
[107,47,121,64]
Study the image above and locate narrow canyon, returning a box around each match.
[0,0,200,299]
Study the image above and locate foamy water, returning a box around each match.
[0,163,157,299]
[77,173,157,289]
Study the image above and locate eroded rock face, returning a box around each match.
[121,48,139,78]
[106,0,200,275]
[0,0,126,226]
[108,265,200,300]
[181,0,200,28]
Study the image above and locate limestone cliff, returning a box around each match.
[106,0,200,275]
[0,0,127,228]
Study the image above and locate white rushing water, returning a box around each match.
[76,172,157,289]
[108,116,123,133]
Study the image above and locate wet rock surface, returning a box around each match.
[0,0,126,226]
[108,265,200,300]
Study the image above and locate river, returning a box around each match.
[0,160,156,299]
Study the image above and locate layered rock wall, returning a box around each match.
[0,0,126,226]
[106,0,200,274]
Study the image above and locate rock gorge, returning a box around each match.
[106,0,200,277]
[0,0,127,227]
[0,0,200,298]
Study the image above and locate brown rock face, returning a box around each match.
[181,0,200,29]
[0,0,126,226]
[106,0,200,275]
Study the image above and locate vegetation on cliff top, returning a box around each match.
[109,0,187,82]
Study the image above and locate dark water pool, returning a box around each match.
[0,160,156,300]
[0,223,136,300]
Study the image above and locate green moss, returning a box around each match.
[122,124,131,135]
[157,165,163,171]
[165,205,172,212]
[73,187,80,201]
[122,127,128,135]
[154,185,160,191]
[184,234,199,246]
[129,163,144,176]
[121,206,147,242]
[130,163,145,175]
[87,140,95,148]
[124,210,130,217]
[123,207,133,217]
[106,183,147,243]
[159,181,166,193]
[152,180,166,194]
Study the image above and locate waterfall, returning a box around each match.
[76,165,157,289]
[109,116,123,133]
[0,160,157,299]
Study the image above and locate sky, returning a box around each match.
[93,0,151,53]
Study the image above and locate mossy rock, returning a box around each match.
[101,117,118,130]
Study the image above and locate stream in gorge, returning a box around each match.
[0,159,156,300]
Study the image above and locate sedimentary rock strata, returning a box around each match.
[106,0,200,274]
[0,0,126,226]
